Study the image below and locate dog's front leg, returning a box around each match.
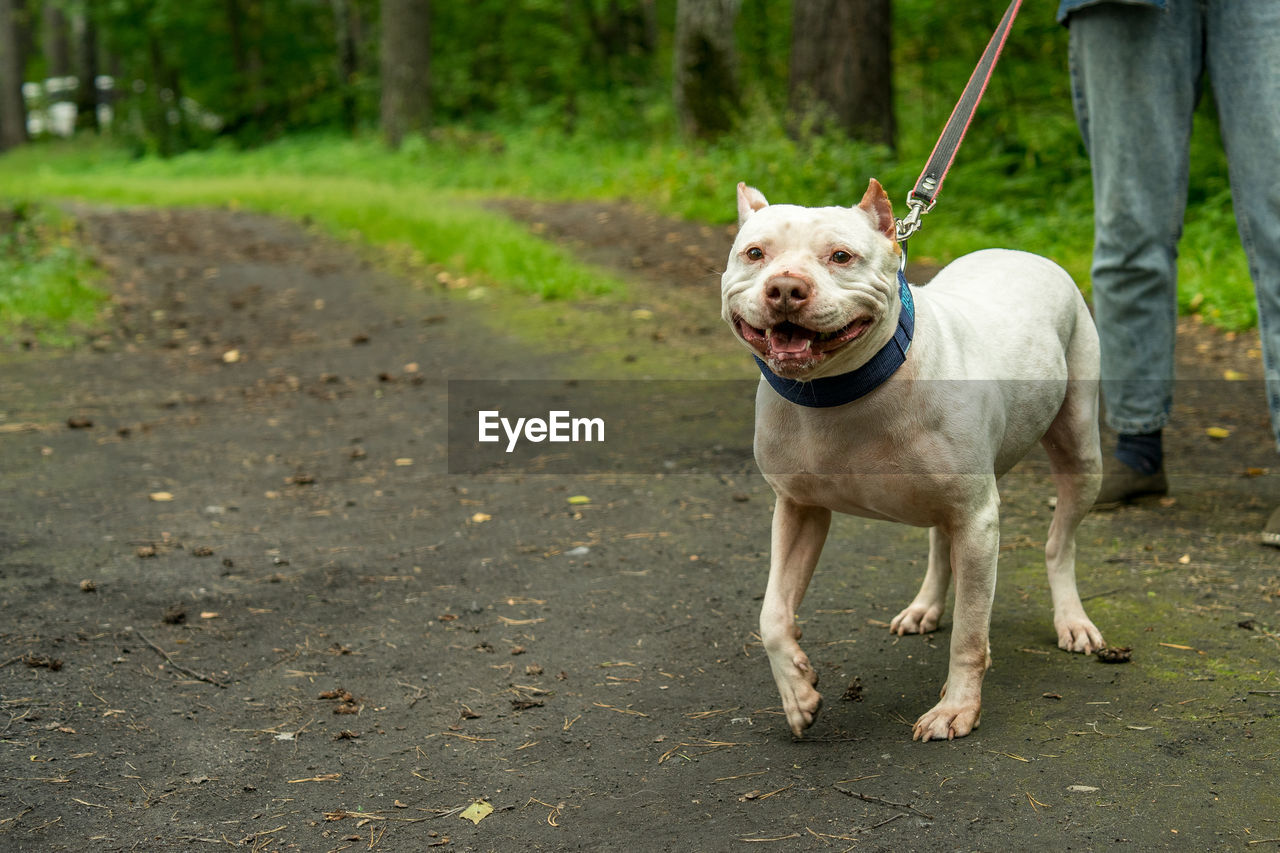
[761,496,831,736]
[913,494,999,742]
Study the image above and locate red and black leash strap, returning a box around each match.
[896,0,1024,245]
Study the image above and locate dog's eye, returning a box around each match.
[745,247,764,262]
[830,250,856,265]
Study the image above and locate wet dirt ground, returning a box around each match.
[1,201,1278,851]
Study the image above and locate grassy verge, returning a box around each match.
[0,200,106,348]
[0,165,628,304]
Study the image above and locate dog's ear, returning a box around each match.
[737,183,769,226]
[857,178,897,242]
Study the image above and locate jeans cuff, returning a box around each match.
[1104,413,1170,435]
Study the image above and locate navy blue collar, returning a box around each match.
[753,270,914,408]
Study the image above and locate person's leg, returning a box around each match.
[1067,0,1203,502]
[1205,0,1280,541]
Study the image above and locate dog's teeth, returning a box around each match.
[802,338,811,350]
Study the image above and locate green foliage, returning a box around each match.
[4,0,1257,331]
[0,201,106,346]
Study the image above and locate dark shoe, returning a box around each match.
[1263,506,1280,548]
[1093,461,1168,509]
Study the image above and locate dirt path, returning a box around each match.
[1,202,1277,851]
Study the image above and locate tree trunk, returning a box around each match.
[379,0,431,149]
[672,0,741,140]
[0,0,28,150]
[226,0,248,101]
[331,0,358,135]
[42,3,72,78]
[789,0,895,149]
[74,6,100,132]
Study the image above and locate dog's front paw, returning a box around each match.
[1055,615,1104,654]
[912,699,981,742]
[771,652,823,736]
[890,602,945,635]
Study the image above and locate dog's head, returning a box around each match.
[722,179,903,380]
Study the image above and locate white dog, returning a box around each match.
[722,179,1105,741]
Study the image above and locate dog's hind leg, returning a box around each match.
[1040,373,1105,654]
[890,526,951,635]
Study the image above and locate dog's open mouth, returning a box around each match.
[735,315,872,368]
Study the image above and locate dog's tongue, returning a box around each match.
[769,323,816,354]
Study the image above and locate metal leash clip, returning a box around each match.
[894,198,928,244]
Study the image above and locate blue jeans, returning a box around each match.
[1068,0,1280,448]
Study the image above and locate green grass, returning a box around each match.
[1,162,628,304]
[0,201,106,347]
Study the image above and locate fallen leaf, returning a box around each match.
[1205,426,1231,439]
[470,512,492,523]
[567,495,591,505]
[149,491,174,502]
[1067,785,1100,793]
[200,611,220,620]
[1096,646,1132,663]
[222,349,241,364]
[459,800,493,825]
[1178,554,1191,564]
[395,457,414,466]
[1223,369,1246,381]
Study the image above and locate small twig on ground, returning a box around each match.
[175,836,236,847]
[0,806,34,828]
[863,813,906,831]
[130,627,228,688]
[833,786,934,820]
[397,680,429,708]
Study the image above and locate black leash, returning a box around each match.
[895,0,1024,246]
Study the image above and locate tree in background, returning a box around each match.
[0,0,28,150]
[789,0,894,150]
[41,2,70,80]
[331,0,362,136]
[673,0,741,140]
[74,2,100,133]
[379,0,431,149]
